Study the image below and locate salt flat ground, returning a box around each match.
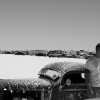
[0,54,86,79]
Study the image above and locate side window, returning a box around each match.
[61,71,85,86]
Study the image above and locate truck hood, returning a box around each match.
[0,78,52,91]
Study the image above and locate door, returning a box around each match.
[60,70,88,100]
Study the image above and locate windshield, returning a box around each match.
[38,68,61,80]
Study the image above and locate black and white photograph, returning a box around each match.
[0,0,100,100]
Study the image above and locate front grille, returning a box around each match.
[2,90,41,100]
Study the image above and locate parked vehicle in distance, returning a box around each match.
[47,50,62,57]
[36,53,47,56]
[62,53,73,58]
[0,61,89,100]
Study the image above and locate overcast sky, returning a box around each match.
[0,0,100,52]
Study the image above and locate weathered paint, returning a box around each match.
[42,62,85,75]
[0,61,88,100]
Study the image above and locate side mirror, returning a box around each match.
[81,73,85,79]
[66,79,71,86]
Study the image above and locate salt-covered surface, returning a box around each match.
[43,62,85,73]
[0,54,86,79]
[0,78,51,91]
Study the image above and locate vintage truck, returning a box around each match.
[0,61,89,100]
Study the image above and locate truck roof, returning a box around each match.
[43,62,86,73]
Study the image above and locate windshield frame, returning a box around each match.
[38,68,61,80]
